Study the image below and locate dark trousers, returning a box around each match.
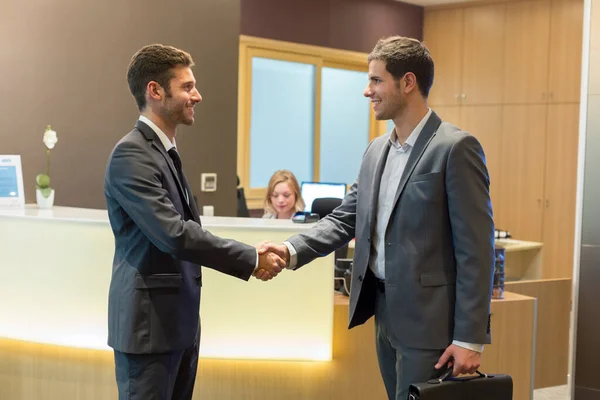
[114,340,199,400]
[374,285,445,400]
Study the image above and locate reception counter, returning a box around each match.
[0,206,537,399]
[0,206,334,361]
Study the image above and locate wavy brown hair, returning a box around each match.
[263,170,305,216]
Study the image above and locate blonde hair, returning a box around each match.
[263,170,305,216]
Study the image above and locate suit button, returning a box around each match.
[367,236,371,243]
[358,275,363,282]
[387,242,392,246]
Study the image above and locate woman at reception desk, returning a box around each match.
[0,206,536,400]
[261,169,305,220]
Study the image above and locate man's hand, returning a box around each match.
[258,242,290,265]
[435,344,481,376]
[253,241,287,281]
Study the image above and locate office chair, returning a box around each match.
[310,198,346,260]
[236,188,250,217]
[311,197,342,219]
[236,176,250,218]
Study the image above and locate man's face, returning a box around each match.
[364,59,406,121]
[160,65,202,127]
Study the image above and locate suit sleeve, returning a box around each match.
[106,140,256,281]
[287,180,358,268]
[446,134,495,344]
[286,139,379,268]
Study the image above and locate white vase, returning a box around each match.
[36,189,55,209]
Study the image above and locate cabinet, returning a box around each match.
[499,105,547,240]
[425,0,583,106]
[548,0,585,103]
[425,4,506,106]
[506,278,572,388]
[497,104,578,277]
[462,4,506,105]
[481,291,536,400]
[504,1,551,104]
[430,106,461,127]
[425,0,582,279]
[423,9,464,106]
[542,104,579,278]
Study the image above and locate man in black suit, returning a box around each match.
[104,44,284,400]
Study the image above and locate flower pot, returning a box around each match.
[36,189,55,209]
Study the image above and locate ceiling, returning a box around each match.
[397,0,477,7]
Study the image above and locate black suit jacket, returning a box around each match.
[104,120,256,354]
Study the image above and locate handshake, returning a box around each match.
[253,241,290,281]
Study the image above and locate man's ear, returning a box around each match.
[403,72,418,94]
[147,81,163,101]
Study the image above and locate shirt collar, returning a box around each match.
[389,108,433,149]
[139,115,176,152]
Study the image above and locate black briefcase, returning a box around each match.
[408,368,513,400]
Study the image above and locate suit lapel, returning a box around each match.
[390,112,442,210]
[135,121,196,221]
[368,138,392,236]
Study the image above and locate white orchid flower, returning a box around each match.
[43,125,58,149]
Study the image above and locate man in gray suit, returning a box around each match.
[104,44,284,400]
[258,36,494,399]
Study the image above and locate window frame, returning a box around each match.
[238,35,387,209]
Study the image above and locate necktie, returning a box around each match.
[168,148,185,187]
[167,148,195,221]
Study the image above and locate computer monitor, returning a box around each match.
[300,181,347,212]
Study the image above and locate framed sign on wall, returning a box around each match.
[0,155,25,209]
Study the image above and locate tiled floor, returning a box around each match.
[533,385,570,400]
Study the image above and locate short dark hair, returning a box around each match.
[368,36,434,98]
[127,44,195,111]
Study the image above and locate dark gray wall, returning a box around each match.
[241,0,424,52]
[574,0,600,398]
[0,0,241,215]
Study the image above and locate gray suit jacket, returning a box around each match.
[104,121,256,354]
[288,112,494,349]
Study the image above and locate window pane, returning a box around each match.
[319,67,370,185]
[249,57,315,188]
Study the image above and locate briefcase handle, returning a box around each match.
[427,366,490,384]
